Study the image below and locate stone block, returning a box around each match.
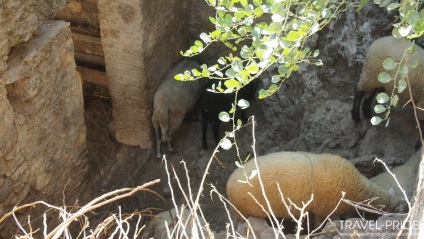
[98,0,190,148]
[0,0,70,75]
[0,20,86,214]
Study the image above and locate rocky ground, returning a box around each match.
[82,80,245,232]
[82,73,419,236]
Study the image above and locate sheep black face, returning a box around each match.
[351,89,379,123]
[201,79,258,149]
[351,36,424,151]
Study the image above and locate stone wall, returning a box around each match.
[0,0,86,233]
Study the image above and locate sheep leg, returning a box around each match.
[155,128,162,159]
[414,120,424,151]
[351,89,364,123]
[202,108,209,149]
[313,214,325,230]
[166,128,175,154]
[212,120,222,146]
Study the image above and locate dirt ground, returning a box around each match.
[82,80,248,233]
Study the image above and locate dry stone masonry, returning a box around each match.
[0,1,87,230]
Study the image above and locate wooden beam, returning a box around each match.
[77,66,108,87]
[71,31,104,57]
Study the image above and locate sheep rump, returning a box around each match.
[152,60,203,158]
[226,151,407,227]
[351,36,424,124]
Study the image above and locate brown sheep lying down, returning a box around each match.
[227,151,407,227]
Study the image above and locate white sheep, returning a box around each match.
[370,149,421,200]
[152,60,203,159]
[226,151,407,227]
[351,36,424,137]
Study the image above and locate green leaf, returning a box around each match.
[174,74,184,80]
[220,138,233,150]
[190,45,199,54]
[398,25,412,36]
[218,57,227,65]
[386,2,402,11]
[219,111,231,122]
[376,92,390,104]
[398,78,407,93]
[391,95,399,106]
[271,75,281,83]
[271,3,284,14]
[224,79,240,89]
[401,64,409,76]
[383,58,397,70]
[371,116,382,125]
[267,22,282,34]
[241,46,251,58]
[322,8,332,18]
[258,88,270,99]
[272,14,285,22]
[225,68,237,78]
[200,33,211,43]
[269,84,279,93]
[191,68,202,77]
[254,7,264,17]
[377,72,392,83]
[232,60,244,72]
[278,65,288,75]
[238,99,250,109]
[240,0,248,7]
[246,64,259,74]
[194,40,203,48]
[253,0,262,7]
[286,31,300,41]
[374,104,387,114]
[237,119,242,128]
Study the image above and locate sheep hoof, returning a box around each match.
[351,110,360,123]
[156,153,162,159]
[169,149,176,154]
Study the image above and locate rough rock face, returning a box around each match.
[0,20,86,227]
[248,6,418,163]
[0,0,71,76]
[98,0,191,148]
[55,0,100,34]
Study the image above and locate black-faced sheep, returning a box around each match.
[201,79,258,149]
[152,60,204,159]
[226,151,407,227]
[351,36,424,141]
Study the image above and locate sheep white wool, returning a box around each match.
[370,149,421,200]
[152,60,203,158]
[352,36,424,121]
[226,151,407,226]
